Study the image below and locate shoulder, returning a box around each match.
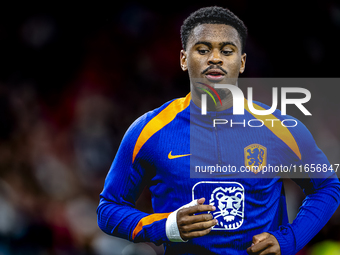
[252,101,310,132]
[127,94,190,137]
[125,98,176,140]
[121,94,190,162]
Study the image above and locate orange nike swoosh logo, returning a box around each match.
[168,151,191,159]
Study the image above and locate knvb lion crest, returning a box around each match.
[244,144,267,174]
[192,182,245,231]
[209,183,244,230]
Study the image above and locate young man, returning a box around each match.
[97,7,340,254]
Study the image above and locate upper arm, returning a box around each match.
[99,113,152,208]
[288,119,339,194]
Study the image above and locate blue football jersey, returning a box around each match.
[97,93,340,255]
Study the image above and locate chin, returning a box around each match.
[202,77,238,86]
[222,77,238,85]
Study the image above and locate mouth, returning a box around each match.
[203,68,226,82]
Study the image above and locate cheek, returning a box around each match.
[187,56,205,76]
[225,57,242,73]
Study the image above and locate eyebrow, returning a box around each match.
[220,41,237,48]
[194,41,237,49]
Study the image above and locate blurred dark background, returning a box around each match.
[0,1,340,255]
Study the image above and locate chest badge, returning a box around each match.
[244,144,267,174]
[192,181,245,230]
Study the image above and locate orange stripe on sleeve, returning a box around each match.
[132,212,171,240]
[244,98,301,160]
[132,93,191,163]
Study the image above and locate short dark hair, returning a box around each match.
[180,6,248,53]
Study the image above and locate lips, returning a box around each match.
[204,69,226,82]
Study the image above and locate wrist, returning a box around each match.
[165,199,198,242]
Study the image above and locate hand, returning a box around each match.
[247,232,281,255]
[177,197,217,240]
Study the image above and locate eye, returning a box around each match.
[197,49,209,55]
[221,50,233,56]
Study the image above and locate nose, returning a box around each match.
[208,49,223,66]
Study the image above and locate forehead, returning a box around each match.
[188,23,241,48]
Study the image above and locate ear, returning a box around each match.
[239,53,247,74]
[180,50,188,71]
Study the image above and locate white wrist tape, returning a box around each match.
[165,199,198,242]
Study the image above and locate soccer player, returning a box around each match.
[97,6,340,254]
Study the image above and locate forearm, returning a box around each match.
[268,180,340,255]
[97,198,170,245]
